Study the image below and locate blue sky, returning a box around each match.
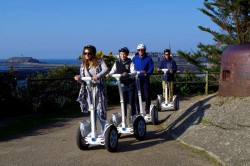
[0,0,218,59]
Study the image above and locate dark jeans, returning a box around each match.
[122,83,136,117]
[135,78,151,114]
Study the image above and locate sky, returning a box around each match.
[0,0,219,59]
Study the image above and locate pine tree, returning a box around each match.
[177,0,250,72]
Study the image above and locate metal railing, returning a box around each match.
[25,71,220,112]
[151,71,220,95]
[27,71,220,101]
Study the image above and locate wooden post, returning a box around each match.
[205,71,208,95]
[26,76,31,104]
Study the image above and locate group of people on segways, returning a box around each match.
[74,44,178,152]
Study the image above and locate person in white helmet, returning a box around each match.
[132,44,154,114]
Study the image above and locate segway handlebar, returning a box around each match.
[109,74,122,80]
[135,71,141,78]
[110,73,136,81]
[81,76,92,82]
[161,69,169,73]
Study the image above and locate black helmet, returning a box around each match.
[119,47,129,55]
[164,49,171,54]
[84,45,96,55]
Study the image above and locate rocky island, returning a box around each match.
[0,57,65,69]
[4,57,42,63]
[0,57,65,79]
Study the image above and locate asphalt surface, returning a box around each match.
[1,94,248,166]
[0,95,217,166]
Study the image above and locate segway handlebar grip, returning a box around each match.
[161,69,169,73]
[110,74,122,79]
[134,71,141,78]
[81,76,92,82]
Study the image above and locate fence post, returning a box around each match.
[26,76,31,104]
[205,71,208,95]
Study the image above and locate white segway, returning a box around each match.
[135,72,158,125]
[110,74,146,140]
[76,76,118,152]
[156,69,179,111]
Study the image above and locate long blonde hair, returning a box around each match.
[82,45,98,69]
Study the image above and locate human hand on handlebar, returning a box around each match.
[74,75,80,81]
[141,70,147,76]
[92,75,99,81]
[122,72,128,77]
[74,75,82,83]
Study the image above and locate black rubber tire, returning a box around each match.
[151,105,158,125]
[110,117,122,139]
[156,98,161,112]
[105,125,118,152]
[76,127,89,150]
[174,96,179,111]
[133,116,146,140]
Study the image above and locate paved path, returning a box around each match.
[0,95,217,166]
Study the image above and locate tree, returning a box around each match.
[97,51,118,70]
[177,0,250,72]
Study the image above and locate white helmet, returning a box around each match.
[137,44,146,50]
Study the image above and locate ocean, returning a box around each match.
[38,59,81,65]
[0,59,81,71]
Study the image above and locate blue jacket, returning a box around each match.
[158,57,177,82]
[132,53,154,80]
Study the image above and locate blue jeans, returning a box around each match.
[122,83,136,117]
[135,78,151,114]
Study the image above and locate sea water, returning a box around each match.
[0,59,81,71]
[0,59,82,87]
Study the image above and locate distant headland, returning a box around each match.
[0,57,75,79]
[0,57,69,73]
[3,57,44,64]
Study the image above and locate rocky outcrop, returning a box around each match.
[4,57,42,63]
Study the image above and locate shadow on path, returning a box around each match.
[158,95,215,139]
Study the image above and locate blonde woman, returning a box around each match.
[74,45,109,133]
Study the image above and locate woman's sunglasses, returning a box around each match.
[83,52,92,55]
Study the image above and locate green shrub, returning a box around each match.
[0,71,30,118]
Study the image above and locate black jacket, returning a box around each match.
[115,58,135,86]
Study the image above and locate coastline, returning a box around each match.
[0,58,81,70]
[0,62,80,80]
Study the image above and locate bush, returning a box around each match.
[27,66,80,113]
[2,63,218,117]
[0,71,30,118]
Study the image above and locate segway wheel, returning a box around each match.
[156,95,162,112]
[156,98,160,112]
[76,127,89,150]
[105,125,118,152]
[133,116,146,140]
[151,105,158,125]
[173,96,179,111]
